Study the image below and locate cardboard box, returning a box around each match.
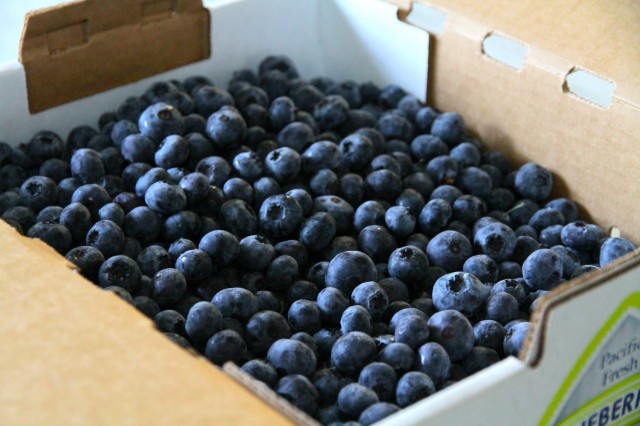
[0,0,638,425]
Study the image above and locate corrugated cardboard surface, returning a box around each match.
[402,0,640,243]
[20,0,210,112]
[0,220,292,425]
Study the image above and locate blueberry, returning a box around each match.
[413,349,456,393]
[522,249,563,291]
[133,296,161,319]
[375,342,413,375]
[337,382,379,419]
[426,230,472,272]
[561,221,605,252]
[155,310,186,335]
[274,239,309,270]
[2,206,36,232]
[153,268,187,307]
[383,247,427,290]
[259,54,299,78]
[354,200,386,233]
[267,338,317,377]
[65,246,105,282]
[288,83,325,113]
[358,225,398,263]
[262,147,301,184]
[539,224,564,248]
[27,130,65,164]
[241,359,279,388]
[136,245,172,276]
[288,300,322,334]
[98,255,141,293]
[133,166,171,198]
[599,237,635,267]
[507,199,540,227]
[430,112,464,146]
[514,162,553,202]
[428,309,474,362]
[325,250,378,295]
[190,85,233,117]
[483,292,520,325]
[205,329,247,366]
[571,264,601,278]
[86,220,125,258]
[356,362,397,403]
[26,221,71,254]
[341,305,373,335]
[498,261,523,280]
[294,212,336,254]
[463,254,498,283]
[331,331,377,377]
[388,308,428,333]
[432,272,488,315]
[175,249,212,282]
[365,169,402,202]
[411,297,437,317]
[430,184,463,204]
[452,194,486,226]
[474,222,517,261]
[275,374,319,417]
[473,319,507,354]
[503,321,531,357]
[491,278,528,307]
[317,287,350,327]
[313,368,352,406]
[455,166,493,199]
[18,176,58,213]
[104,286,133,303]
[138,103,184,142]
[184,301,223,346]
[376,112,414,142]
[487,188,516,212]
[314,95,350,130]
[266,255,299,291]
[246,311,291,356]
[144,182,187,215]
[418,199,452,237]
[462,346,500,374]
[449,142,480,168]
[219,199,258,237]
[545,198,579,223]
[377,278,410,304]
[38,158,70,184]
[312,195,355,234]
[259,194,304,239]
[512,235,541,264]
[197,229,239,267]
[395,371,436,408]
[393,314,430,350]
[124,206,161,245]
[192,156,231,189]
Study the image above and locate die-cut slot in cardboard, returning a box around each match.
[19,0,210,113]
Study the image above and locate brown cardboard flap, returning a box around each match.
[19,0,210,113]
[0,221,292,425]
[411,0,640,105]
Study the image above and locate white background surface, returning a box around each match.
[0,0,63,64]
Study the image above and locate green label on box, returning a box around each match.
[541,293,640,426]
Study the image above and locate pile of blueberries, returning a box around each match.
[0,55,636,425]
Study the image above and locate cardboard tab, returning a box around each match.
[19,0,210,113]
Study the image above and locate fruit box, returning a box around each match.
[0,0,638,425]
